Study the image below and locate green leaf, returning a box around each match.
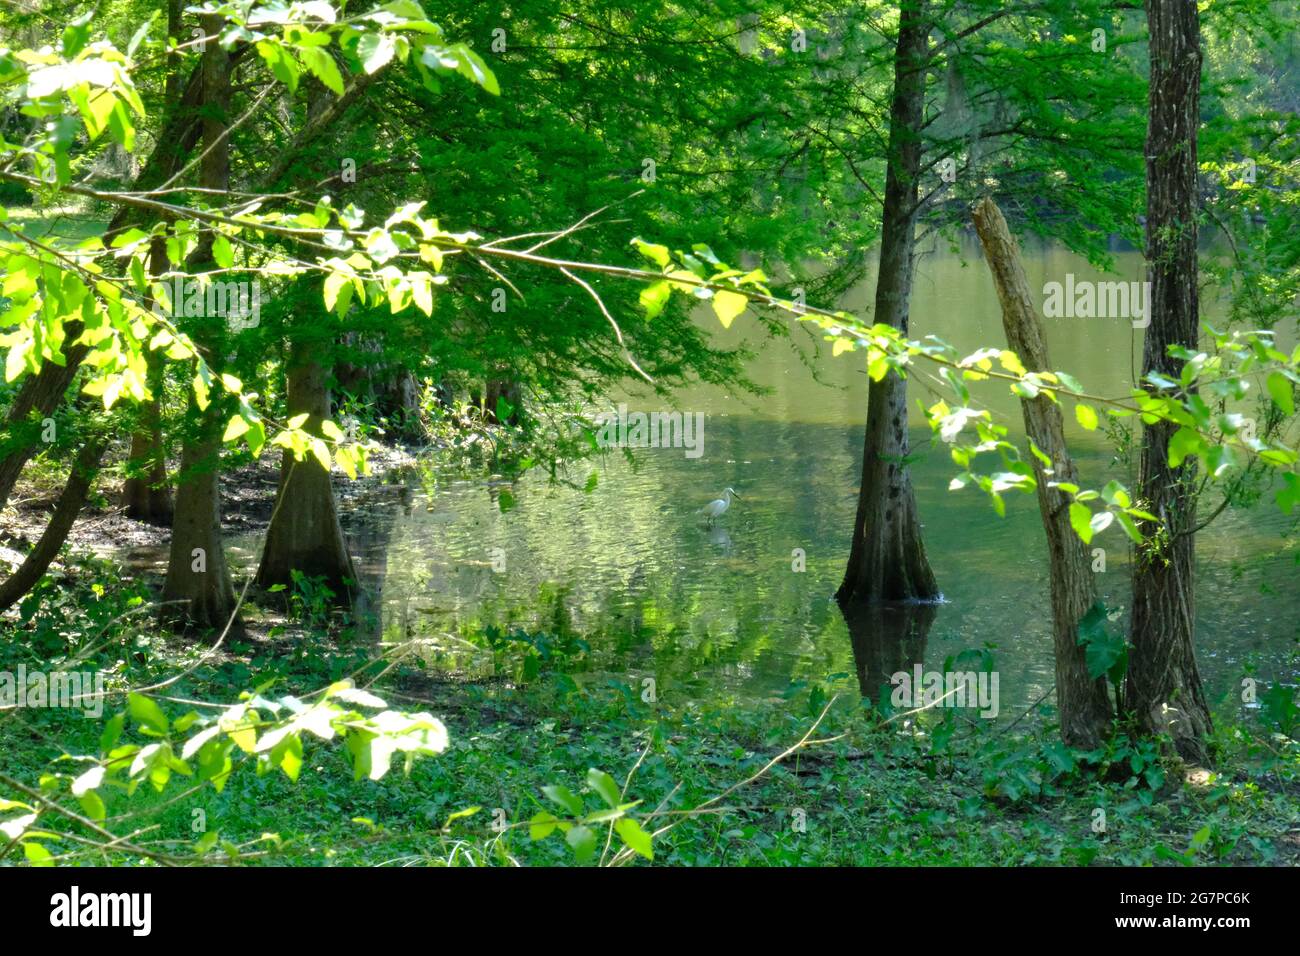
[223,414,250,442]
[1077,602,1127,684]
[1075,403,1099,431]
[128,693,168,734]
[452,45,499,95]
[712,289,748,329]
[586,768,620,809]
[998,350,1026,376]
[5,337,31,383]
[639,280,671,320]
[614,817,653,860]
[1055,370,1084,393]
[71,766,104,798]
[1266,371,1295,417]
[300,46,345,95]
[99,712,125,753]
[1189,825,1212,853]
[1167,427,1203,468]
[1277,473,1300,515]
[565,824,597,863]
[542,784,583,816]
[529,811,558,841]
[1068,502,1093,545]
[212,234,234,269]
[1089,511,1114,536]
[194,830,219,855]
[631,238,671,268]
[357,33,396,74]
[23,841,54,865]
[257,41,301,93]
[1100,480,1130,508]
[443,805,481,828]
[323,271,349,313]
[1115,511,1143,544]
[77,790,107,823]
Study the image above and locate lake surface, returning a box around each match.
[259,236,1300,721]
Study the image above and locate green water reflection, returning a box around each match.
[357,237,1300,718]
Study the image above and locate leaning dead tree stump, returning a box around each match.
[972,197,1113,748]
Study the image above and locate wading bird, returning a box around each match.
[701,487,741,527]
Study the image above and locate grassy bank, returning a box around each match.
[2,557,1296,867]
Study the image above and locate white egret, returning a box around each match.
[701,487,741,527]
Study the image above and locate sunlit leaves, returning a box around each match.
[55,680,452,830]
[357,32,397,74]
[712,289,748,329]
[631,237,671,268]
[223,415,251,443]
[258,39,302,91]
[614,817,653,859]
[299,46,345,94]
[212,234,235,270]
[639,280,671,320]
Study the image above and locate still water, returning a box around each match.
[283,237,1300,718]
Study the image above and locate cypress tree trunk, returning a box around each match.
[120,384,173,525]
[838,0,938,605]
[161,13,241,633]
[1125,0,1211,763]
[256,332,357,600]
[121,241,174,525]
[973,198,1113,748]
[162,409,238,630]
[484,379,522,426]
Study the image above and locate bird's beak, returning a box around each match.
[731,492,742,500]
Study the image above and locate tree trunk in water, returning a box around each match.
[256,334,357,600]
[972,198,1113,748]
[842,601,935,708]
[0,433,110,612]
[837,0,938,605]
[161,14,241,633]
[1126,0,1211,763]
